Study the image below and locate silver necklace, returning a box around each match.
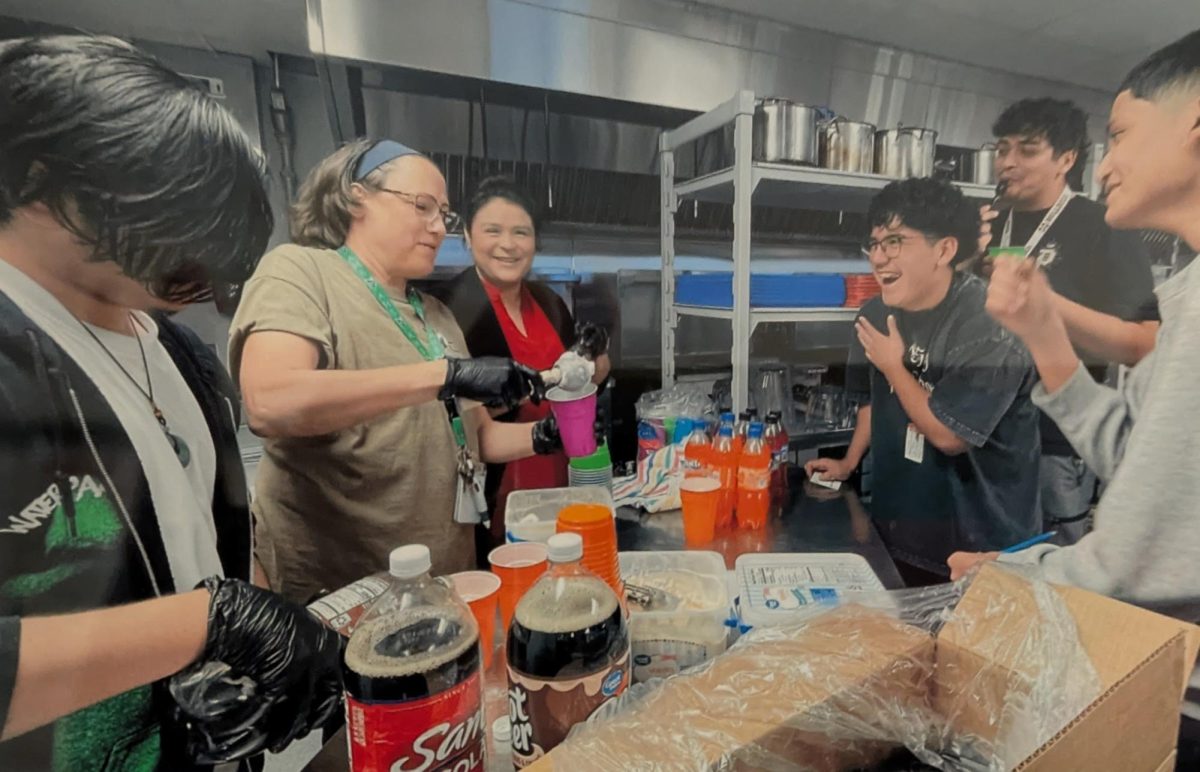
[77,314,192,468]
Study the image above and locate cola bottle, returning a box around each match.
[343,544,485,772]
[506,533,629,768]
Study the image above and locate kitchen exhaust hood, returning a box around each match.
[304,0,832,116]
[302,0,863,240]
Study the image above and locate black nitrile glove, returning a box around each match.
[570,322,609,361]
[439,356,546,407]
[531,412,607,455]
[168,578,344,764]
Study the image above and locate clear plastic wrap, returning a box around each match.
[533,565,1101,772]
[634,383,715,422]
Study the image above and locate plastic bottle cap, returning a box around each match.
[492,716,512,743]
[389,544,431,579]
[547,532,584,563]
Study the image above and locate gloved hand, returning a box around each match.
[439,356,546,408]
[168,578,344,764]
[570,322,609,361]
[531,411,607,455]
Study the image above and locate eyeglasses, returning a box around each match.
[861,234,912,259]
[378,188,462,232]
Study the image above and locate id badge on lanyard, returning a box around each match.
[1000,186,1075,261]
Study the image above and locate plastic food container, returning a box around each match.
[736,552,885,629]
[619,550,730,683]
[503,486,615,543]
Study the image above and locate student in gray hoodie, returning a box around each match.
[947,27,1200,768]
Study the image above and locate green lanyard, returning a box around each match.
[336,245,445,361]
[337,245,466,449]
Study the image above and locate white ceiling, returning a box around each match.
[697,0,1200,92]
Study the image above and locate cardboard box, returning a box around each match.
[528,565,1200,771]
[526,604,935,771]
[938,565,1200,772]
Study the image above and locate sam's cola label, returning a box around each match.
[506,647,629,768]
[346,670,484,772]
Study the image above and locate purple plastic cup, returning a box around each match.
[547,383,598,457]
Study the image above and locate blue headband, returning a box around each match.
[354,140,421,180]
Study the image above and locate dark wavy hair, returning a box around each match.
[0,35,272,302]
[463,176,542,248]
[992,97,1090,190]
[867,177,981,265]
[1120,28,1200,101]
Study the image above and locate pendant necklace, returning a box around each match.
[76,313,192,468]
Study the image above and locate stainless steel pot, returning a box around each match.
[753,98,821,165]
[873,127,938,178]
[972,142,998,186]
[819,117,876,173]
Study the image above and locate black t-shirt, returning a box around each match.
[997,194,1159,455]
[847,273,1042,575]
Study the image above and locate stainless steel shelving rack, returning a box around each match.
[659,90,992,414]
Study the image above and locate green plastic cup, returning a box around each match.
[569,440,611,471]
[988,246,1026,262]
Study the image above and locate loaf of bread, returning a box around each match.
[525,604,935,771]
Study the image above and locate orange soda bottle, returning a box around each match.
[736,422,770,530]
[711,424,738,528]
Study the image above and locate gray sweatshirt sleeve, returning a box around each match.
[1029,355,1155,482]
[1000,270,1200,620]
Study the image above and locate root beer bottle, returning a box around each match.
[506,533,629,767]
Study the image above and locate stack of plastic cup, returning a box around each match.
[567,440,613,491]
[556,503,621,594]
[547,383,599,458]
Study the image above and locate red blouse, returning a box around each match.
[480,276,568,536]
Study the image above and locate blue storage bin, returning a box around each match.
[675,273,846,308]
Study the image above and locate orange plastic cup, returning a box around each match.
[557,503,622,594]
[449,571,501,669]
[488,542,549,633]
[680,476,721,547]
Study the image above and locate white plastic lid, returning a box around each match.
[546,532,583,563]
[389,544,431,579]
[492,716,511,743]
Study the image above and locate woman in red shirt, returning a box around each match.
[434,177,610,557]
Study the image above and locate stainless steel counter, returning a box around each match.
[617,477,904,590]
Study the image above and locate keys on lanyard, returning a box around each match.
[447,399,488,518]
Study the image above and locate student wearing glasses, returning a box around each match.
[230,139,576,603]
[973,98,1160,546]
[805,177,1041,586]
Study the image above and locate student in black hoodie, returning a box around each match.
[0,36,341,771]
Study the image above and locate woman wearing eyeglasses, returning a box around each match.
[229,139,573,602]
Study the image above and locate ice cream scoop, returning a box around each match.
[540,350,595,393]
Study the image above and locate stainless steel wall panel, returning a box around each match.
[310,0,1113,149]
